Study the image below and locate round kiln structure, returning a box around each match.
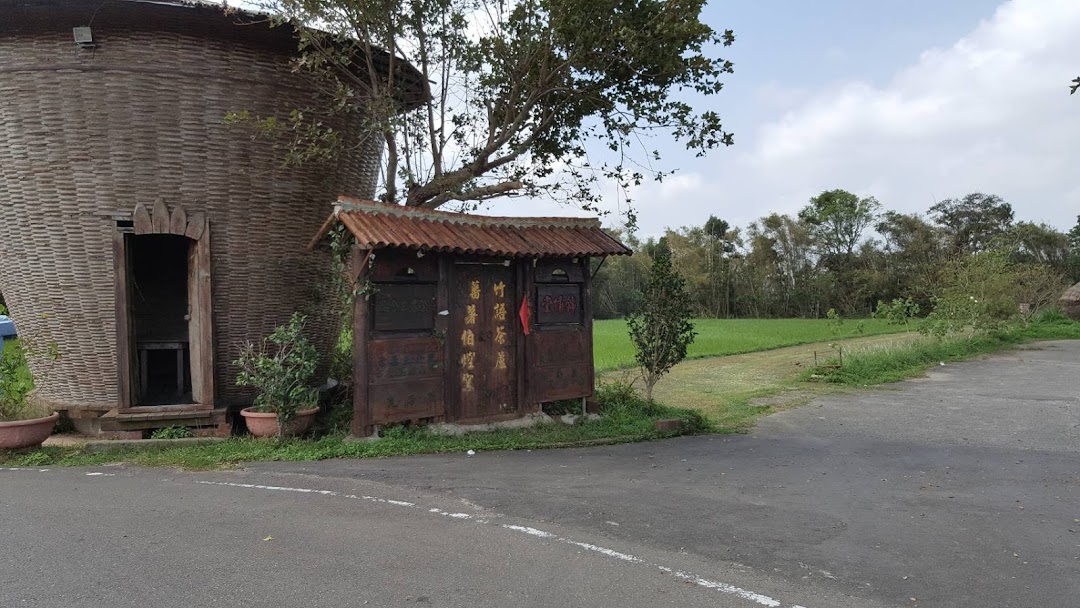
[0,0,395,414]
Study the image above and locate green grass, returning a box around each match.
[631,332,920,431]
[613,312,1080,433]
[594,317,911,372]
[0,385,708,469]
[810,315,1080,387]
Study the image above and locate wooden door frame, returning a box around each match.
[116,201,213,412]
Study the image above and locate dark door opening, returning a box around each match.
[129,234,192,405]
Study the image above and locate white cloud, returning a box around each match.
[483,0,1080,237]
[740,0,1080,228]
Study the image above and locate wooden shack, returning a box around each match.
[312,197,632,436]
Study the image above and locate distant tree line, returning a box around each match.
[593,190,1080,319]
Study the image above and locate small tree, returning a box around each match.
[626,253,696,400]
[234,313,320,427]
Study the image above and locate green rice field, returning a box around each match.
[593,318,911,372]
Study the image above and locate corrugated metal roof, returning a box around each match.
[311,196,632,258]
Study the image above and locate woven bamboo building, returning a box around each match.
[1061,282,1080,321]
[0,0,423,434]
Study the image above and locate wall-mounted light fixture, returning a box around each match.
[73,27,94,49]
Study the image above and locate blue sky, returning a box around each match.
[486,0,1080,238]
[726,2,1001,88]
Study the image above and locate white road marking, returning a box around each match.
[565,541,642,563]
[429,507,473,519]
[198,479,809,608]
[501,524,555,538]
[0,467,50,472]
[662,567,782,607]
[196,481,416,507]
[85,472,116,476]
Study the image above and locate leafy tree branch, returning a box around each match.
[247,0,734,220]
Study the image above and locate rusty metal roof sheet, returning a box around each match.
[311,196,632,258]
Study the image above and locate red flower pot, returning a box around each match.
[0,412,58,450]
[240,407,318,438]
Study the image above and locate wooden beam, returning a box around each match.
[133,203,152,235]
[193,224,215,410]
[351,245,374,437]
[113,231,133,411]
[515,260,530,413]
[170,204,187,236]
[152,198,170,233]
[582,256,599,413]
[307,212,338,251]
[185,212,206,241]
[436,255,451,422]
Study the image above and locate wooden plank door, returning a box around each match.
[450,264,517,422]
[186,227,214,410]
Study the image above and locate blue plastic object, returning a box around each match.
[0,315,16,339]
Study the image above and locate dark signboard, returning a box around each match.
[535,284,581,325]
[372,283,436,332]
[368,337,444,423]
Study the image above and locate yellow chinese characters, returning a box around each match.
[469,279,481,301]
[495,351,508,370]
[493,281,506,298]
[494,325,507,345]
[460,329,475,347]
[459,351,475,371]
[493,301,507,321]
[464,304,477,325]
[461,372,474,392]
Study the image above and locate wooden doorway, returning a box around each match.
[115,201,213,411]
[449,262,518,422]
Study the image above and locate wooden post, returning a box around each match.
[515,259,531,413]
[113,231,133,410]
[436,255,451,423]
[583,256,599,414]
[187,220,214,410]
[351,246,374,437]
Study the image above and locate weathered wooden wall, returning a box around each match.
[526,259,594,403]
[352,251,597,435]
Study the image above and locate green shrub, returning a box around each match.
[151,426,194,440]
[541,399,583,416]
[920,250,1067,336]
[811,315,1080,386]
[1029,307,1071,325]
[1,335,59,422]
[596,381,708,433]
[234,313,320,425]
[873,297,920,326]
[325,398,353,434]
[826,307,844,335]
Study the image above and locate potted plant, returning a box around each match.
[235,312,321,438]
[0,329,60,451]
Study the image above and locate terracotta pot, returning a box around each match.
[240,407,319,438]
[0,412,58,450]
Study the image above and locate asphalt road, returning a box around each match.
[2,341,1078,607]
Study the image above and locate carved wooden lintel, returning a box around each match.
[132,201,207,240]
